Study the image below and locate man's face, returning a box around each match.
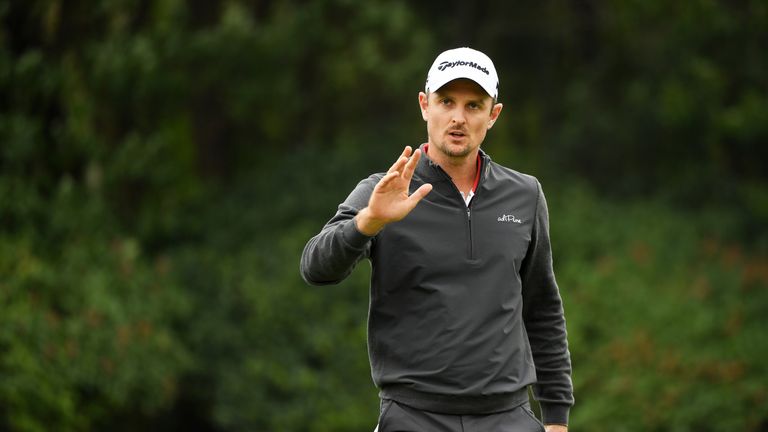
[419,78,503,161]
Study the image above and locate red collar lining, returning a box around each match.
[471,154,482,193]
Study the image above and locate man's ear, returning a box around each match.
[488,102,503,129]
[418,92,429,121]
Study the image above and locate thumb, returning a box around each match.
[407,183,433,206]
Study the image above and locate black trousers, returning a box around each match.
[375,399,545,432]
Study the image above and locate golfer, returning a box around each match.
[301,47,573,432]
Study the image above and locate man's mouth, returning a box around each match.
[448,130,466,138]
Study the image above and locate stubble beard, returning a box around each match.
[435,139,473,159]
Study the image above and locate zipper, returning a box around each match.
[466,207,474,260]
[431,160,481,261]
[450,182,474,260]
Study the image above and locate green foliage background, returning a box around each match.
[1,1,766,431]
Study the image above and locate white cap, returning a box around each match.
[425,47,499,99]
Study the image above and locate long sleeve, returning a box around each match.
[520,181,574,425]
[300,175,381,285]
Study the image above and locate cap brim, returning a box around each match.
[427,70,497,99]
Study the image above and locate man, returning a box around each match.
[301,47,573,432]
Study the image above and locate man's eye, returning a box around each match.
[468,103,480,110]
[440,98,452,105]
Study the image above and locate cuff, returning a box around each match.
[342,218,375,249]
[540,403,570,426]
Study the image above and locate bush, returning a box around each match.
[548,185,768,431]
[0,233,191,431]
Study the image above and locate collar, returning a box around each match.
[421,143,485,194]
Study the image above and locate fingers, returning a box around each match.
[387,146,423,183]
[379,147,426,197]
[401,148,422,180]
[406,183,433,206]
[374,171,400,192]
[387,146,413,174]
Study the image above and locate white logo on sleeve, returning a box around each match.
[498,214,523,224]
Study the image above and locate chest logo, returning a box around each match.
[498,214,523,224]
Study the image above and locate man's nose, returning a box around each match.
[450,109,466,124]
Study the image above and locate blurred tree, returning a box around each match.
[2,0,432,430]
[414,1,768,215]
[1,0,767,431]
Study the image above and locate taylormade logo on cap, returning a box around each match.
[425,47,499,100]
[437,60,490,75]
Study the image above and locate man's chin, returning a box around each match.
[436,142,472,158]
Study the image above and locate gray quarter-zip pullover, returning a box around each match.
[300,144,573,425]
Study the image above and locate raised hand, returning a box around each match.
[355,146,433,236]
